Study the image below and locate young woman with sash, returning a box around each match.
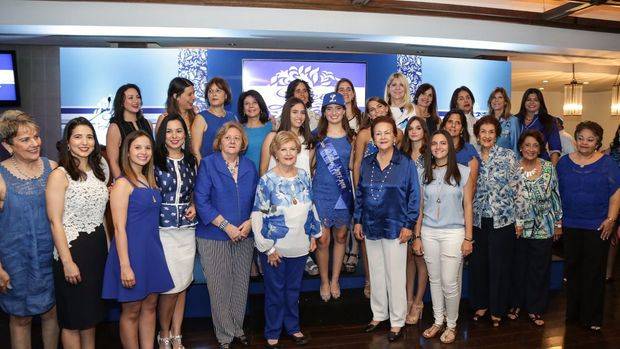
[313,92,356,302]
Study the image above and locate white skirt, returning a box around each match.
[159,227,196,294]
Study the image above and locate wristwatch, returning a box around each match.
[554,222,562,228]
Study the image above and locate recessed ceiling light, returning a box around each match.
[542,80,548,84]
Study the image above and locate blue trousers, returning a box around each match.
[260,254,306,340]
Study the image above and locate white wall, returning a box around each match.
[511,90,620,148]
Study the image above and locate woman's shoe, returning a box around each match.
[528,314,545,326]
[291,333,309,345]
[157,332,172,349]
[363,280,371,299]
[305,257,319,276]
[387,329,402,342]
[343,253,358,273]
[423,324,444,339]
[364,321,382,333]
[406,302,424,325]
[472,309,488,322]
[330,281,341,300]
[264,341,280,349]
[491,316,501,328]
[170,334,185,349]
[234,335,250,346]
[507,308,520,321]
[320,283,331,302]
[440,327,457,344]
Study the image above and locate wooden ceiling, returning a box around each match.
[78,0,620,32]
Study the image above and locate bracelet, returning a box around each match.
[609,217,617,223]
[218,219,229,231]
[464,237,474,243]
[412,235,421,240]
[554,222,562,228]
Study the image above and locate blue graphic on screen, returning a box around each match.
[242,60,366,118]
[0,53,17,102]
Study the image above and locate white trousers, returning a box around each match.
[365,238,407,327]
[421,226,464,329]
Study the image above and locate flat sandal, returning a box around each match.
[423,324,444,339]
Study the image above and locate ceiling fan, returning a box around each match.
[543,0,620,20]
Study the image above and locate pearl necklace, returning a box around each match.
[11,157,42,180]
[369,162,393,201]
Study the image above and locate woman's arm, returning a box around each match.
[548,125,562,166]
[110,178,135,288]
[106,123,122,178]
[461,172,474,255]
[352,130,368,188]
[468,156,479,192]
[259,132,275,177]
[191,114,206,164]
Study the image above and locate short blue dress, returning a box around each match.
[102,180,174,302]
[313,135,353,228]
[0,158,55,316]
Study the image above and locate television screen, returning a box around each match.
[242,59,367,120]
[0,51,20,107]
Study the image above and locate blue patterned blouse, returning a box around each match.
[473,145,523,229]
[155,157,197,229]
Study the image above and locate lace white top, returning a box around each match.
[54,159,109,260]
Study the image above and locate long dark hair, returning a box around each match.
[401,116,430,158]
[154,114,196,172]
[440,109,470,150]
[166,77,196,127]
[237,90,270,124]
[315,103,355,144]
[449,86,475,111]
[59,117,106,182]
[285,79,313,108]
[361,97,392,130]
[110,83,145,123]
[277,97,314,149]
[423,129,461,186]
[413,83,440,125]
[516,88,554,133]
[336,78,362,128]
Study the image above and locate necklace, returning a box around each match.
[575,152,595,168]
[11,157,42,180]
[369,161,393,201]
[434,162,447,168]
[225,158,239,178]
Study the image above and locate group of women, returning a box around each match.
[0,71,618,349]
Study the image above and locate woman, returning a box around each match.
[191,77,237,162]
[251,131,321,349]
[313,92,355,302]
[154,114,198,349]
[557,121,620,331]
[336,78,362,132]
[511,130,562,326]
[449,86,477,145]
[400,116,430,325]
[412,83,441,135]
[238,90,272,171]
[285,79,319,130]
[487,87,519,154]
[102,130,174,349]
[46,117,108,349]
[412,130,474,343]
[194,122,258,348]
[515,88,562,165]
[470,115,522,327]
[440,110,479,183]
[155,77,197,133]
[384,73,415,131]
[0,111,59,349]
[353,115,419,342]
[605,125,620,282]
[106,83,153,178]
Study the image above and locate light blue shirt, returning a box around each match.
[497,115,520,155]
[421,164,470,229]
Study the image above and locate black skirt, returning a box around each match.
[53,225,108,330]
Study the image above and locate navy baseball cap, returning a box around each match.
[322,92,345,108]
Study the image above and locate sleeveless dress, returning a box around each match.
[53,161,109,329]
[0,158,55,316]
[102,180,174,302]
[199,110,237,158]
[313,136,353,228]
[156,157,197,294]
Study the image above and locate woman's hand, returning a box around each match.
[225,224,242,242]
[553,226,563,241]
[398,227,413,244]
[598,218,615,240]
[0,268,10,293]
[267,250,282,267]
[461,240,473,256]
[354,224,364,241]
[120,265,136,288]
[309,237,317,252]
[63,260,82,285]
[185,204,196,221]
[412,239,423,256]
[239,219,252,239]
[515,226,523,238]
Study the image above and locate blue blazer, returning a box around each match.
[194,152,259,240]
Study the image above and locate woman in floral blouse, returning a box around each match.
[469,115,522,327]
[511,130,562,326]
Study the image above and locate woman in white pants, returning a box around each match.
[353,115,420,342]
[412,129,474,344]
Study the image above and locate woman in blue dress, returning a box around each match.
[251,131,321,349]
[313,92,355,302]
[102,130,174,348]
[239,90,272,172]
[191,77,237,162]
[0,110,59,349]
[487,87,520,154]
[441,110,479,185]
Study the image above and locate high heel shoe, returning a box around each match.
[157,332,172,349]
[330,281,341,300]
[170,334,185,349]
[406,302,424,325]
[320,283,331,302]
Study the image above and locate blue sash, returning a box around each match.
[318,138,353,213]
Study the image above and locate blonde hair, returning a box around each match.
[486,87,512,120]
[0,110,39,144]
[384,73,414,115]
[269,131,301,158]
[120,130,157,188]
[212,121,248,153]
